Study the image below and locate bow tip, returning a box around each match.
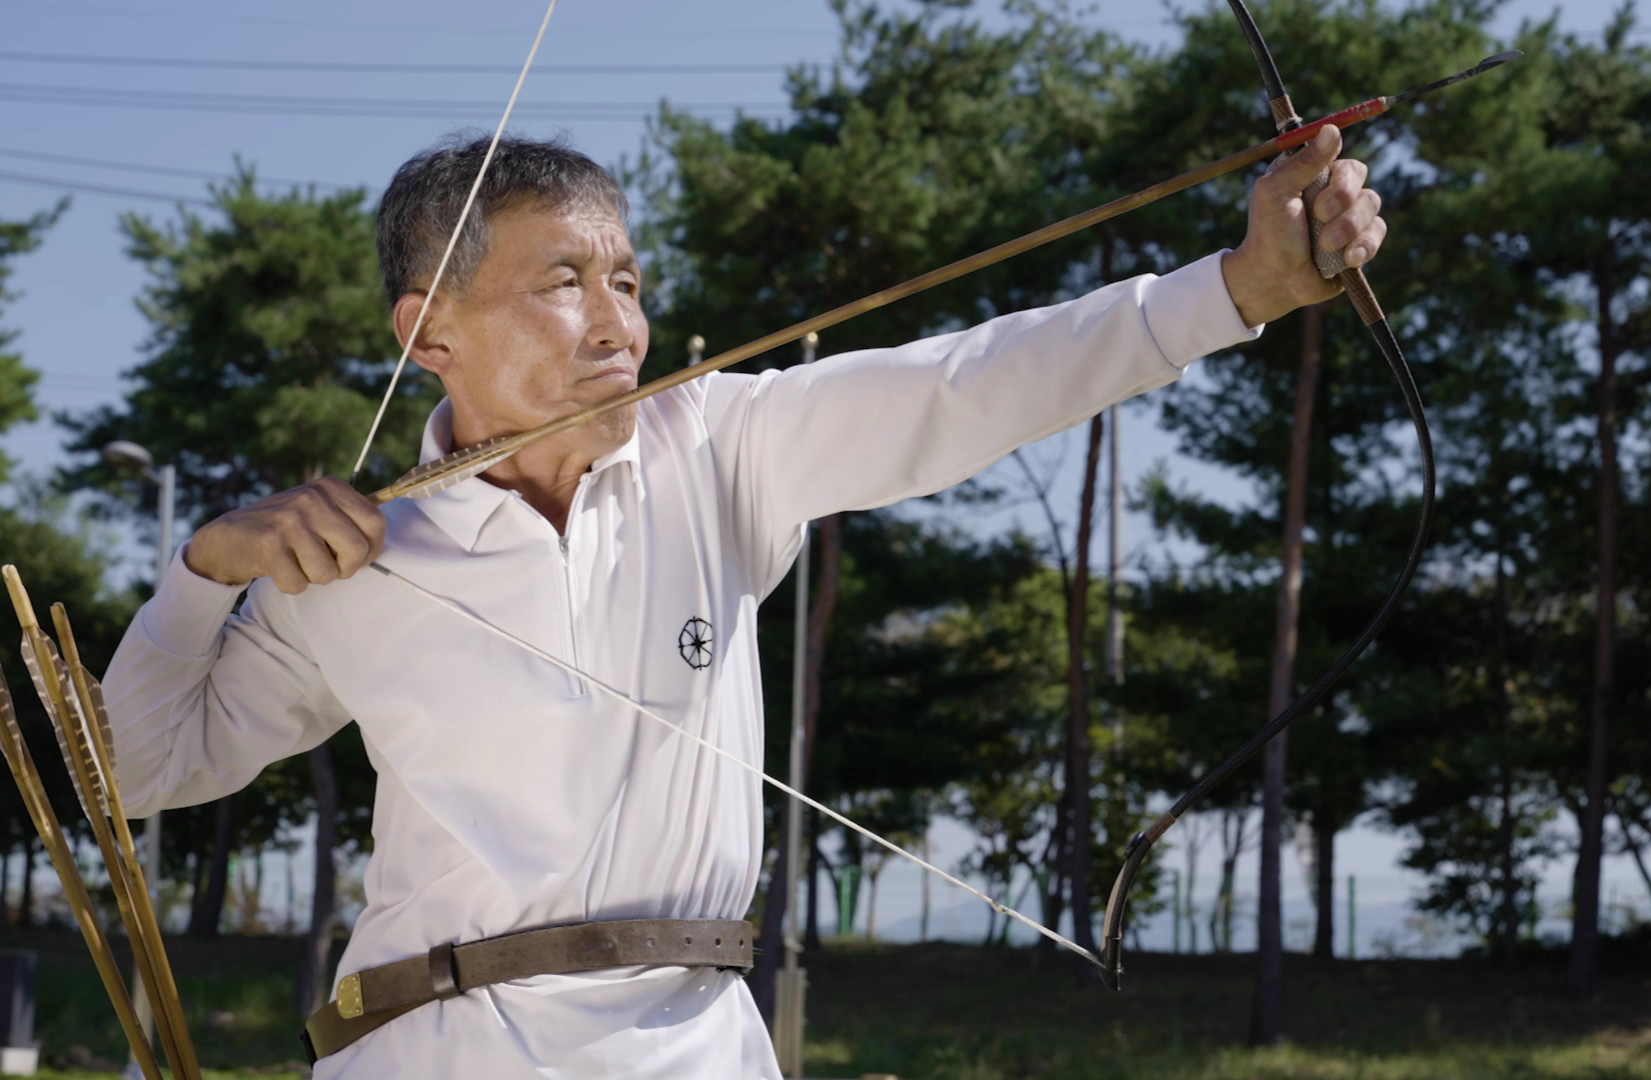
[1099,938,1124,992]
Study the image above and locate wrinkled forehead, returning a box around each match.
[481,196,638,274]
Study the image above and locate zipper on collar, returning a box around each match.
[559,500,588,697]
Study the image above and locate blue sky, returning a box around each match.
[2,0,1645,952]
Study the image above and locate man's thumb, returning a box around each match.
[1270,125,1342,192]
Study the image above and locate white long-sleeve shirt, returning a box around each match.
[104,252,1258,1080]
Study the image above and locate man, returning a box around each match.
[105,128,1384,1079]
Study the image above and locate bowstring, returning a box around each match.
[348,0,561,483]
[368,560,1102,967]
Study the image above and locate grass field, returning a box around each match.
[12,928,1651,1078]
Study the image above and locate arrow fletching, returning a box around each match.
[373,430,524,502]
[76,665,119,782]
[22,635,111,820]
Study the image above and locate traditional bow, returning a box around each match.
[1095,9,1517,989]
[344,4,1520,971]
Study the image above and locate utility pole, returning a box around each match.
[1347,875,1357,960]
[1106,405,1124,704]
[773,331,817,1078]
[103,441,174,1078]
[1172,868,1182,954]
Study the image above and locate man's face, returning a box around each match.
[422,199,649,457]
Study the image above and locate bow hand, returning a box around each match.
[1221,124,1388,327]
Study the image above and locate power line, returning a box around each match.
[0,81,789,121]
[0,1,544,37]
[0,2,825,40]
[0,50,791,76]
[0,147,363,193]
[0,168,212,206]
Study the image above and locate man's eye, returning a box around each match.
[615,279,639,296]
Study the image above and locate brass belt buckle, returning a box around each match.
[336,972,365,1019]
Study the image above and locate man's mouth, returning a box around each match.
[583,365,637,388]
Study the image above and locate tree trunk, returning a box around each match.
[1214,808,1248,952]
[750,823,790,1023]
[1493,526,1520,965]
[920,829,932,943]
[1037,798,1067,956]
[1184,829,1200,954]
[296,743,339,1019]
[1614,803,1651,901]
[1570,249,1618,1000]
[1063,414,1105,975]
[1252,300,1323,1046]
[1312,812,1334,961]
[754,514,843,1024]
[18,837,34,928]
[805,808,822,952]
[189,794,235,939]
[866,867,881,942]
[1106,403,1126,810]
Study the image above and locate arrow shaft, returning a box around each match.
[372,96,1397,503]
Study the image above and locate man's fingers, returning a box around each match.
[299,485,374,578]
[288,529,343,587]
[1320,188,1383,252]
[1314,158,1370,223]
[266,550,311,595]
[1345,215,1388,268]
[310,507,373,578]
[1264,125,1343,193]
[315,477,388,564]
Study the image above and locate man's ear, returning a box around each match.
[393,291,454,376]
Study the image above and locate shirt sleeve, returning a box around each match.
[701,251,1261,594]
[102,547,355,817]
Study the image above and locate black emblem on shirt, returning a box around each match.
[678,617,714,670]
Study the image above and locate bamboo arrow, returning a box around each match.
[0,577,162,1080]
[2,566,197,1080]
[53,602,202,1080]
[369,51,1522,504]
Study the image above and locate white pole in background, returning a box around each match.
[687,334,705,366]
[102,443,174,1080]
[147,463,174,908]
[776,331,818,1078]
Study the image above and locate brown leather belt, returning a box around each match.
[300,917,754,1065]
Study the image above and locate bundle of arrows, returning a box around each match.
[0,565,200,1080]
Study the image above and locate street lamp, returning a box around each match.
[687,334,705,366]
[102,440,175,1070]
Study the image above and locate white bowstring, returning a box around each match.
[367,560,1101,967]
[349,0,561,483]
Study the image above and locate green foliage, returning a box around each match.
[60,169,433,522]
[628,0,1147,377]
[0,201,63,483]
[0,494,137,875]
[53,172,423,892]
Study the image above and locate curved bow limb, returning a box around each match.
[1095,6,1520,993]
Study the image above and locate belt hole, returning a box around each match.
[714,937,722,947]
[646,937,656,948]
[605,939,616,949]
[684,936,693,945]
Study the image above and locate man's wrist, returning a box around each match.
[1220,247,1281,329]
[180,533,248,587]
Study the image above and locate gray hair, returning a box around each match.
[376,133,629,307]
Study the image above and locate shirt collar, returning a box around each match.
[413,398,642,552]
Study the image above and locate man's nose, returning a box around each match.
[586,284,634,351]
